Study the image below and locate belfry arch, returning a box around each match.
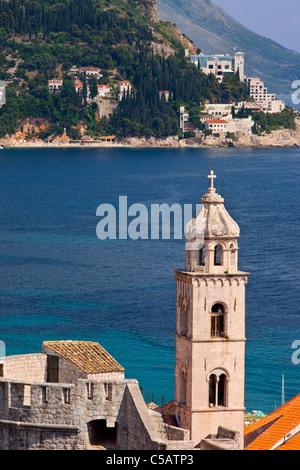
[208,369,229,408]
[210,302,226,338]
[214,244,222,266]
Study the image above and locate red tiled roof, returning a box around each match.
[43,340,124,374]
[155,400,179,427]
[244,394,300,450]
[277,432,300,450]
[206,119,227,124]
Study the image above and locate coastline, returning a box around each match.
[1,119,300,150]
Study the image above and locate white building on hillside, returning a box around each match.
[226,116,253,136]
[190,52,244,82]
[74,80,83,93]
[48,79,63,92]
[204,114,254,137]
[179,107,189,131]
[159,90,170,102]
[97,84,111,98]
[204,119,227,133]
[117,81,132,101]
[244,77,285,113]
[81,67,102,78]
[205,104,233,118]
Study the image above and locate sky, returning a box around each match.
[213,0,300,52]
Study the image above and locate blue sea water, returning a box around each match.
[0,146,299,415]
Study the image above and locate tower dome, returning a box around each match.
[185,171,240,273]
[200,170,240,239]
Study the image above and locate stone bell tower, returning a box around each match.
[174,170,249,447]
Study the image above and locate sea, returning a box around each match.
[0,145,299,415]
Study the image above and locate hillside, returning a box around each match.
[156,0,300,94]
[0,0,251,140]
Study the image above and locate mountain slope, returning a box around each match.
[0,0,251,140]
[156,0,300,94]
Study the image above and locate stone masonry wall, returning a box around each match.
[3,354,47,383]
[0,377,140,449]
[0,376,193,450]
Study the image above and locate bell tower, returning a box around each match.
[174,171,249,447]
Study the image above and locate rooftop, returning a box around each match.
[244,394,300,450]
[43,340,125,374]
[206,119,228,124]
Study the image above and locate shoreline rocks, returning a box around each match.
[1,120,300,149]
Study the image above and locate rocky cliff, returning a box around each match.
[136,0,160,23]
[156,0,300,94]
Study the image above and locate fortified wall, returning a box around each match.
[0,340,193,450]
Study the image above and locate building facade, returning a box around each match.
[179,106,190,131]
[204,115,253,137]
[81,67,101,78]
[190,52,244,82]
[244,77,285,113]
[159,91,170,102]
[47,80,63,92]
[117,81,132,101]
[97,84,111,98]
[174,171,249,446]
[204,119,228,133]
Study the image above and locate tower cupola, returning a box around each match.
[185,170,240,274]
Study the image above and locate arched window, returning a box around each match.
[208,370,228,407]
[230,243,236,270]
[210,303,225,337]
[214,244,222,266]
[180,366,187,405]
[180,299,188,336]
[199,245,205,266]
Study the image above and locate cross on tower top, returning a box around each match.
[207,170,216,192]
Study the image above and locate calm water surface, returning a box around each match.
[0,146,299,414]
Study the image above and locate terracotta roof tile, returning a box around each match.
[43,340,124,374]
[244,394,300,450]
[155,400,179,427]
[206,119,227,124]
[277,432,300,450]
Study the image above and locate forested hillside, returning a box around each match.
[0,0,250,139]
